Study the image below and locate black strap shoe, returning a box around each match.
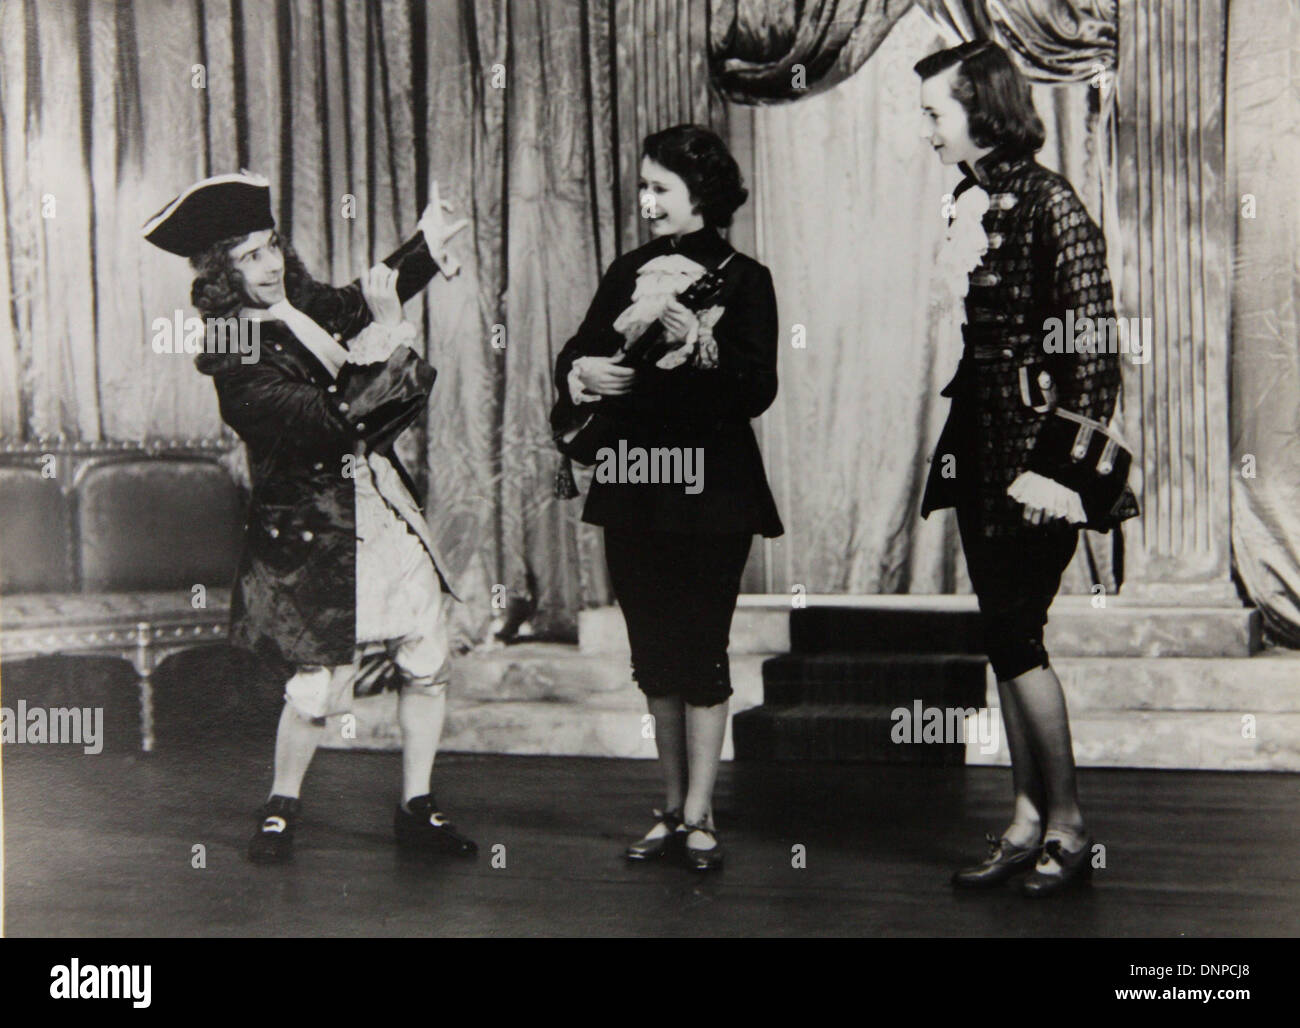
[624,809,683,862]
[248,795,300,865]
[1021,835,1094,897]
[679,822,725,872]
[394,794,478,857]
[951,832,1040,888]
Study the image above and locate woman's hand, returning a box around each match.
[659,299,698,344]
[361,264,402,326]
[418,180,469,277]
[1008,471,1087,526]
[575,356,635,397]
[1022,505,1050,526]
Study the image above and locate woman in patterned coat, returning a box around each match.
[916,43,1137,897]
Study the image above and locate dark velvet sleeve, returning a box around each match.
[1035,184,1121,426]
[207,347,435,459]
[303,231,442,344]
[336,347,436,453]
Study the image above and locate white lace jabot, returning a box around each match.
[268,299,350,377]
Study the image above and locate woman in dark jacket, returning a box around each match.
[554,125,783,871]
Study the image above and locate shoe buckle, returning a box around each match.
[262,816,287,834]
[1036,840,1067,874]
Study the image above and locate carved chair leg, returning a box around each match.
[137,668,156,753]
[131,622,156,753]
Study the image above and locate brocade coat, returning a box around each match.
[196,233,453,677]
[920,145,1137,536]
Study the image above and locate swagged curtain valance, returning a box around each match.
[709,0,1117,103]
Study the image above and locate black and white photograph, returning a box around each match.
[0,0,1295,990]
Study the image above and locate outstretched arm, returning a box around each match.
[304,182,469,342]
[303,232,439,344]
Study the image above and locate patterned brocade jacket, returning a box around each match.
[195,233,452,678]
[921,144,1136,536]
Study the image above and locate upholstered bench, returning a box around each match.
[0,440,243,750]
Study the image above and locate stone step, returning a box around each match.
[967,711,1300,771]
[578,603,790,656]
[984,655,1300,713]
[578,598,1261,658]
[317,642,1299,770]
[1041,602,1261,658]
[967,654,1300,770]
[789,601,1261,658]
[320,646,775,759]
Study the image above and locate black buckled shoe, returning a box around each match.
[1021,835,1094,897]
[951,832,1040,889]
[394,794,478,857]
[624,809,683,862]
[248,795,301,865]
[679,823,724,872]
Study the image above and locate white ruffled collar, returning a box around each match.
[939,184,990,307]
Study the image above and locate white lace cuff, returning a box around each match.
[655,323,697,369]
[568,356,601,404]
[418,220,461,277]
[693,306,723,369]
[1007,471,1088,524]
[347,320,417,366]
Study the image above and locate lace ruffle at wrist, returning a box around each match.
[1007,470,1088,524]
[347,319,418,366]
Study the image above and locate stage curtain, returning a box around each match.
[1227,0,1300,645]
[709,0,916,103]
[915,0,1116,82]
[0,0,720,640]
[710,1,1116,105]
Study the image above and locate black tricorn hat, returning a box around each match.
[142,171,275,258]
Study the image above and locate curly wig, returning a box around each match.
[642,124,749,229]
[914,41,1046,154]
[189,231,317,320]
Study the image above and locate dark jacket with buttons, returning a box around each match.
[921,146,1134,536]
[195,232,445,676]
[554,227,784,538]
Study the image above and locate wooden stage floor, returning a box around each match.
[4,739,1298,937]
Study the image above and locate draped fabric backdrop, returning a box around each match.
[709,0,914,102]
[0,0,721,641]
[710,0,1117,100]
[1227,0,1300,646]
[4,0,1299,640]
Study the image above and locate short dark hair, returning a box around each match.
[642,124,749,229]
[914,41,1045,153]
